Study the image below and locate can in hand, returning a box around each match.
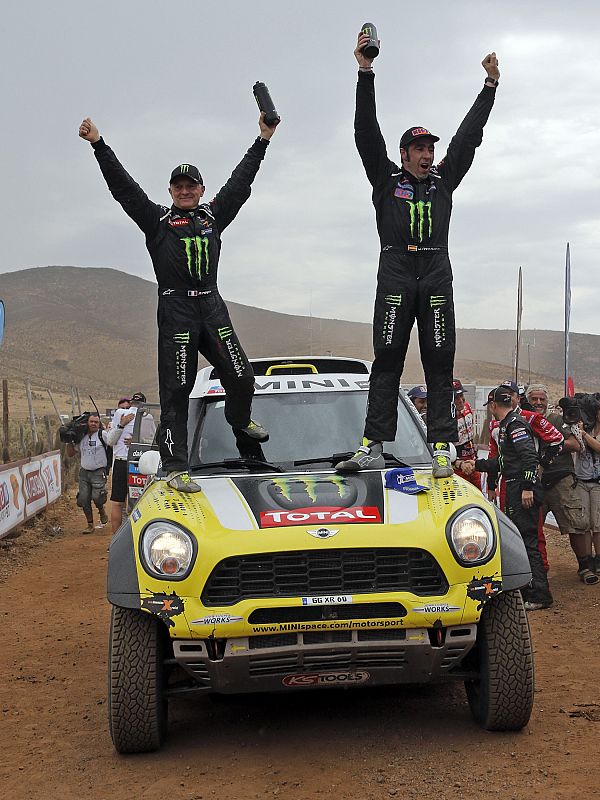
[252,82,280,127]
[360,22,379,59]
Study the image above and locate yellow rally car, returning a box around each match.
[107,357,533,753]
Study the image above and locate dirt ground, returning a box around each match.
[1,493,600,800]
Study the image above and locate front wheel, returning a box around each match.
[108,606,168,753]
[465,590,534,731]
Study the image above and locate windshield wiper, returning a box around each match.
[293,452,412,468]
[192,458,283,473]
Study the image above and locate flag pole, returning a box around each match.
[565,243,572,396]
[514,267,523,384]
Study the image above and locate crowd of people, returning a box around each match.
[408,380,600,610]
[66,392,150,535]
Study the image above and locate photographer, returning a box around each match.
[528,385,590,583]
[566,396,600,584]
[65,413,110,534]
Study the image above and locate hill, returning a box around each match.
[0,266,596,417]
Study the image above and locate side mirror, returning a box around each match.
[138,450,161,476]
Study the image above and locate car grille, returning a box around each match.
[201,548,447,606]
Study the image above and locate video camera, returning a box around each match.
[558,393,600,428]
[58,412,96,444]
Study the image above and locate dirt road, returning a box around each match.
[1,494,599,800]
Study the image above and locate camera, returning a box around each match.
[59,412,94,444]
[558,393,600,428]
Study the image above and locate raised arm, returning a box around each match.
[79,117,162,237]
[437,53,499,191]
[354,31,394,187]
[210,112,278,232]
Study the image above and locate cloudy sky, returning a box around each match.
[2,0,599,334]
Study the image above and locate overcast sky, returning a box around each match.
[2,0,599,334]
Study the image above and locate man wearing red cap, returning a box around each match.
[336,30,499,477]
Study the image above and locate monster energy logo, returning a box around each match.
[405,200,432,242]
[385,294,402,306]
[429,295,446,308]
[218,326,233,341]
[173,331,190,343]
[181,236,209,278]
[272,476,350,504]
[179,164,190,173]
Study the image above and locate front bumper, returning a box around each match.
[170,623,477,694]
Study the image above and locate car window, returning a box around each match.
[189,391,429,470]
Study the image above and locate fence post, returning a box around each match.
[76,387,81,415]
[47,389,63,424]
[19,424,26,458]
[70,387,76,417]
[44,415,53,451]
[2,379,9,463]
[26,380,38,445]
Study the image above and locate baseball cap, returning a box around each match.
[407,385,427,399]
[118,397,131,404]
[501,380,519,394]
[130,392,147,403]
[170,164,203,184]
[400,127,440,150]
[452,379,464,395]
[484,386,513,406]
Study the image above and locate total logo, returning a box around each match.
[260,506,381,528]
[282,671,370,687]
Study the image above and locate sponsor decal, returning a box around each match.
[307,527,339,539]
[302,595,353,606]
[128,462,140,474]
[207,385,226,394]
[282,671,370,687]
[218,326,233,341]
[411,127,432,137]
[128,473,147,487]
[164,429,174,456]
[466,575,502,610]
[405,199,432,242]
[511,428,529,442]
[253,618,403,633]
[169,218,189,228]
[129,486,144,499]
[413,603,461,614]
[131,508,141,522]
[260,505,381,528]
[173,331,190,343]
[0,481,10,523]
[394,186,413,200]
[131,449,144,458]
[431,295,447,349]
[191,614,244,625]
[141,591,185,628]
[24,469,45,504]
[181,235,209,278]
[382,295,401,346]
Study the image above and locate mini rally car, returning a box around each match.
[107,357,534,753]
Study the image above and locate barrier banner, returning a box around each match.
[0,450,62,540]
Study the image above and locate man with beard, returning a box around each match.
[336,30,499,477]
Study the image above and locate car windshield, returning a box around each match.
[189,391,430,471]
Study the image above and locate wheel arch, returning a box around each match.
[494,506,532,590]
[107,519,141,609]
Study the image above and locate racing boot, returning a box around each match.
[335,439,384,472]
[431,442,453,478]
[235,420,269,441]
[165,471,202,493]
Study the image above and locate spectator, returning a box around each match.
[526,384,587,582]
[117,397,131,410]
[570,405,600,583]
[476,387,553,611]
[66,413,110,535]
[452,379,481,490]
[107,392,147,533]
[407,386,427,423]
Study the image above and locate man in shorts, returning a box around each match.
[66,413,110,534]
[108,391,146,532]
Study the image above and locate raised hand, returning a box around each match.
[79,117,100,143]
[482,53,500,81]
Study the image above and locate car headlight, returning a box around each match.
[447,507,495,566]
[140,521,195,579]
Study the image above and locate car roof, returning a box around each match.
[190,356,373,398]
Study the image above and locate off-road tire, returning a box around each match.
[465,590,534,731]
[108,606,167,753]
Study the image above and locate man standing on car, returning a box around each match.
[79,112,279,492]
[336,30,499,477]
[476,387,553,610]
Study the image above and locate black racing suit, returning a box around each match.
[476,411,553,606]
[91,136,270,472]
[355,71,496,443]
